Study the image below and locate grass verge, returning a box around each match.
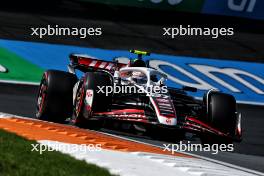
[0,129,114,176]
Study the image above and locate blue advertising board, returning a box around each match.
[0,39,263,105]
[202,0,264,20]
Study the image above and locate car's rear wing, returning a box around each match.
[69,54,127,73]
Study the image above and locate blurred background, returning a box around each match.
[0,0,263,61]
[0,0,264,171]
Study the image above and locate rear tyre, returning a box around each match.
[201,92,237,144]
[36,70,77,122]
[73,71,112,129]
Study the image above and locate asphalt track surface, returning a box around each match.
[0,3,264,174]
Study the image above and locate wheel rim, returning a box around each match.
[75,85,85,118]
[37,81,47,115]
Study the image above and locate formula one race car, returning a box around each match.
[36,50,242,144]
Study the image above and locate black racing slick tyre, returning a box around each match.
[209,92,237,135]
[36,70,77,122]
[73,71,112,129]
[201,92,237,144]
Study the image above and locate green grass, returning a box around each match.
[0,47,44,83]
[0,129,114,176]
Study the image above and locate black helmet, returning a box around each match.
[129,50,150,67]
[130,58,146,67]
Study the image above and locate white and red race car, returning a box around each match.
[36,50,242,144]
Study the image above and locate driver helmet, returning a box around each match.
[129,59,146,67]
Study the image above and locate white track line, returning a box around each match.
[95,130,264,176]
[0,79,39,85]
[38,140,259,176]
[38,140,190,176]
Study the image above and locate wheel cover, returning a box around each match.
[37,82,47,115]
[75,85,85,118]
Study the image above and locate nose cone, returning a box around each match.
[158,117,177,126]
[149,96,177,126]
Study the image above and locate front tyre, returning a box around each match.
[201,92,237,144]
[36,70,77,122]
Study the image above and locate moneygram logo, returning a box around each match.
[148,59,264,105]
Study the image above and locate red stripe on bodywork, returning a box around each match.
[186,117,227,136]
[73,56,128,71]
[94,61,102,68]
[78,58,93,66]
[95,109,145,115]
